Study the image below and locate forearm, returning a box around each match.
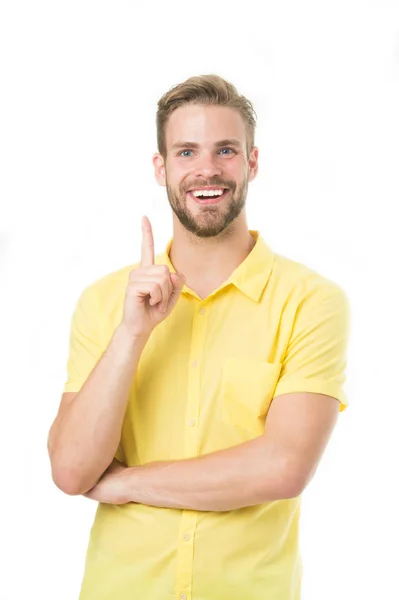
[115,436,290,511]
[49,325,149,495]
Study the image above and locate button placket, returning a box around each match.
[174,301,209,597]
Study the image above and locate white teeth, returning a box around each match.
[191,189,224,197]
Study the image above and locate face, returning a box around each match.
[153,104,259,238]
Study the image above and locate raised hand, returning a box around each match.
[120,216,186,339]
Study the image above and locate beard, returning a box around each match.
[165,176,248,238]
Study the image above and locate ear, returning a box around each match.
[248,146,259,182]
[153,152,166,187]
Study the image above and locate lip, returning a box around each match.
[187,189,230,205]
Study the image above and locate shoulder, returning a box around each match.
[271,251,349,311]
[79,262,140,314]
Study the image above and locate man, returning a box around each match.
[48,74,351,600]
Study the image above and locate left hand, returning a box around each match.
[83,462,136,505]
[83,459,168,504]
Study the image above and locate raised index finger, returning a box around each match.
[141,215,155,267]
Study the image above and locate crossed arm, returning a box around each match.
[82,392,340,511]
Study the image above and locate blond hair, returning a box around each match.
[156,74,257,159]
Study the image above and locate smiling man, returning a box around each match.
[162,104,251,242]
[48,74,351,600]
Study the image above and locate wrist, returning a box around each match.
[123,466,141,503]
[113,324,150,350]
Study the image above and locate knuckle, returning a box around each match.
[152,283,161,296]
[127,280,138,293]
[163,274,171,286]
[129,267,141,280]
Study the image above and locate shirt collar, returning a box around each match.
[156,230,275,303]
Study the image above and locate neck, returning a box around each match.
[168,219,256,283]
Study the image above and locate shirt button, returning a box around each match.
[199,307,205,314]
[188,419,195,427]
[192,360,198,367]
[180,595,187,600]
[183,534,190,541]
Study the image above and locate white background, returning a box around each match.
[1,1,398,598]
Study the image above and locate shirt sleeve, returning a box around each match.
[63,283,104,394]
[273,286,351,411]
[62,283,125,461]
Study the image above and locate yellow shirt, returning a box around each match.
[63,230,350,600]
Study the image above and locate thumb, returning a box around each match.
[170,271,186,289]
[167,272,186,308]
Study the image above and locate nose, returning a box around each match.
[193,150,223,179]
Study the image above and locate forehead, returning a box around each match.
[165,104,247,149]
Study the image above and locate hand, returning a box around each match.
[82,460,170,505]
[104,458,127,475]
[83,465,135,505]
[121,216,186,339]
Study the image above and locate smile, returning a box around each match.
[186,189,230,205]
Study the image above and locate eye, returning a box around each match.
[219,148,235,155]
[179,150,193,157]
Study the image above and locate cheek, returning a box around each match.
[168,165,187,186]
[226,157,246,175]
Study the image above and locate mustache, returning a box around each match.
[183,180,235,192]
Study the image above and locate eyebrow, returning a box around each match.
[171,138,243,151]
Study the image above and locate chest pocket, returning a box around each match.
[221,358,282,435]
